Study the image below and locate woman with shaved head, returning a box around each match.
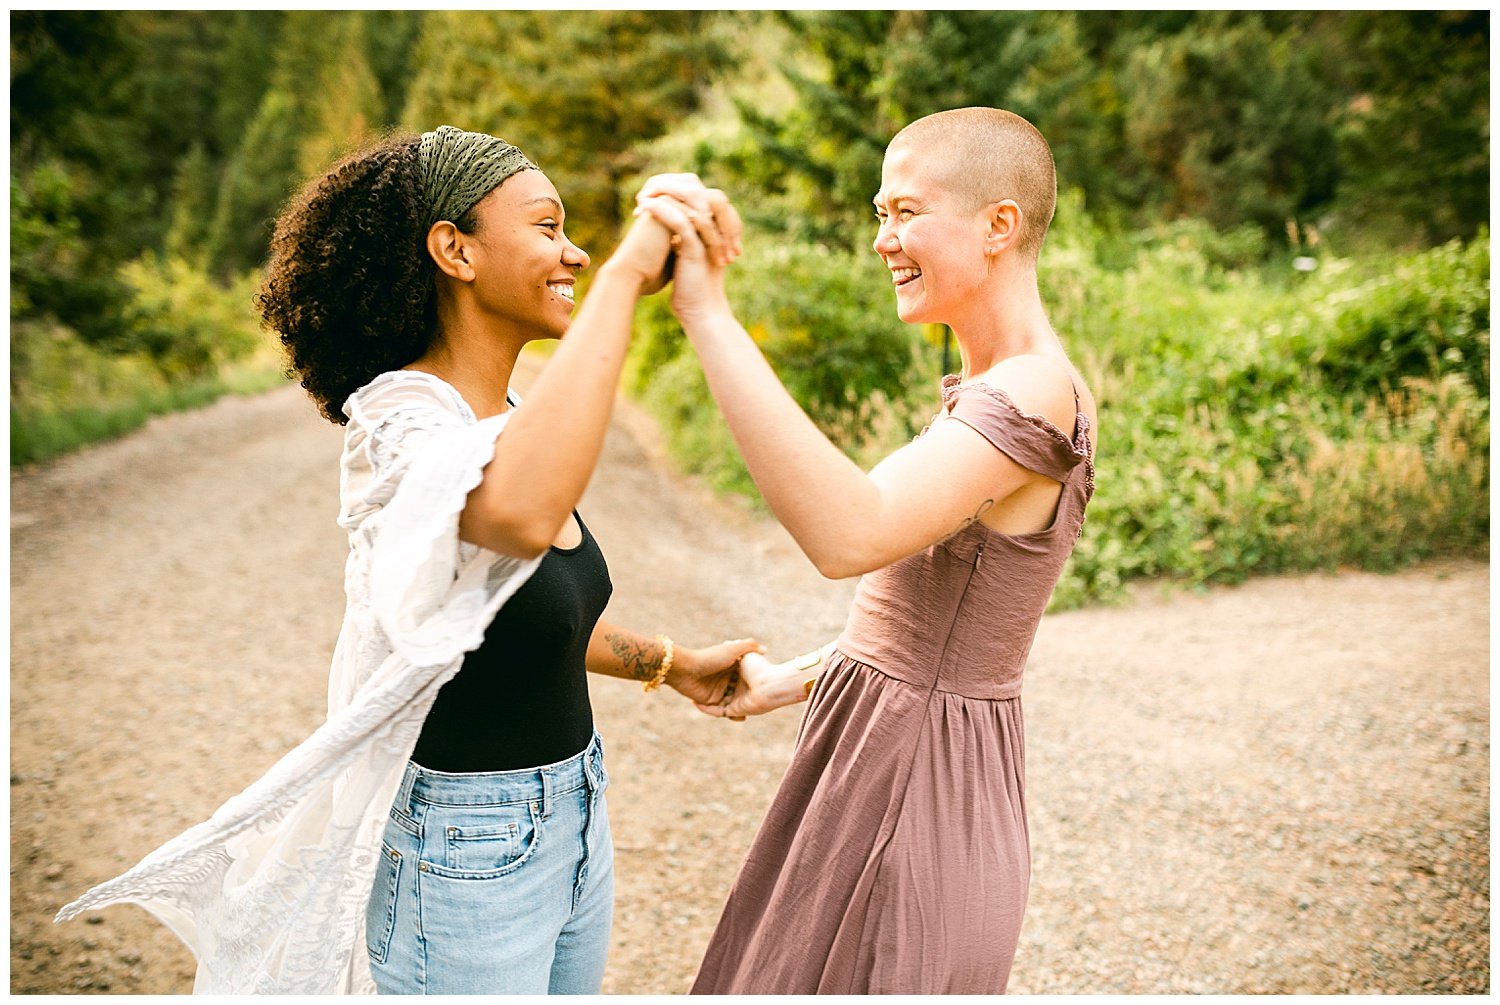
[640,108,1098,993]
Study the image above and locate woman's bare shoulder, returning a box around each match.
[972,352,1098,453]
[972,354,1077,423]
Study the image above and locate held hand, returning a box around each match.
[632,177,742,324]
[693,651,810,721]
[636,173,743,268]
[666,637,765,708]
[607,209,675,295]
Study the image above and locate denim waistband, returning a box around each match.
[394,731,605,814]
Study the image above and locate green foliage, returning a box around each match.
[11,254,277,465]
[404,11,728,257]
[1116,14,1338,230]
[207,87,304,273]
[726,244,925,445]
[634,332,757,498]
[164,143,216,259]
[362,11,424,125]
[714,11,1486,254]
[1043,228,1490,607]
[1327,11,1490,247]
[207,12,387,274]
[1264,237,1489,399]
[114,255,265,380]
[721,11,895,245]
[10,318,286,468]
[11,163,83,319]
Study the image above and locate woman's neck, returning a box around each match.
[405,325,521,419]
[950,267,1058,378]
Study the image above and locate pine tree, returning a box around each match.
[403,11,728,256]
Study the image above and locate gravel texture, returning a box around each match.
[10,364,1490,994]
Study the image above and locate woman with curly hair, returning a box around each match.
[57,126,753,994]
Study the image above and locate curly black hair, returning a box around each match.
[255,132,479,425]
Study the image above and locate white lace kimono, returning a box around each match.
[56,371,543,993]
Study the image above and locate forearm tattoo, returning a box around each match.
[608,631,661,681]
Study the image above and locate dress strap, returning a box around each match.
[943,379,1088,483]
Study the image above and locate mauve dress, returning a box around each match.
[692,375,1095,994]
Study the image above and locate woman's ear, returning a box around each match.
[426,221,474,281]
[984,199,1024,258]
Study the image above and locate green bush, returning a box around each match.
[115,253,265,380]
[1294,236,1488,396]
[629,217,1490,610]
[1046,230,1489,606]
[11,255,284,466]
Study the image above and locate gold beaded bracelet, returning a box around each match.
[643,635,674,693]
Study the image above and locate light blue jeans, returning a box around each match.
[366,732,614,994]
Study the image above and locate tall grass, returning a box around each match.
[10,324,289,467]
[10,254,287,467]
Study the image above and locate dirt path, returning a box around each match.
[10,368,1489,994]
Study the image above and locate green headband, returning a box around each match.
[417,125,537,231]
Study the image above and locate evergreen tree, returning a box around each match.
[1117,13,1338,234]
[1328,10,1489,245]
[206,11,387,273]
[12,13,145,340]
[717,11,897,246]
[404,11,728,256]
[362,10,425,125]
[10,12,289,336]
[717,12,1123,248]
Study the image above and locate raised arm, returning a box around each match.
[461,199,738,558]
[635,181,1050,579]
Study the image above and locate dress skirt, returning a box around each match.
[691,650,1030,994]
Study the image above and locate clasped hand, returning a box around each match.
[693,651,814,722]
[665,641,816,722]
[616,174,741,317]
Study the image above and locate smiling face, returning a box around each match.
[462,169,590,342]
[872,141,994,327]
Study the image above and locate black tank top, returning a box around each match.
[411,511,612,772]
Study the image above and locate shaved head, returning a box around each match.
[890,107,1057,262]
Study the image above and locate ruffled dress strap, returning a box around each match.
[941,374,1092,482]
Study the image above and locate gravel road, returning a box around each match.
[10,363,1489,994]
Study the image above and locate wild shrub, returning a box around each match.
[628,221,1489,608]
[10,255,281,466]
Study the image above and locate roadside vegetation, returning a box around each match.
[11,11,1487,601]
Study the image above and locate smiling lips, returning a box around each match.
[547,281,575,303]
[890,267,922,287]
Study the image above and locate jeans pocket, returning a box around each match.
[431,801,542,878]
[365,841,403,964]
